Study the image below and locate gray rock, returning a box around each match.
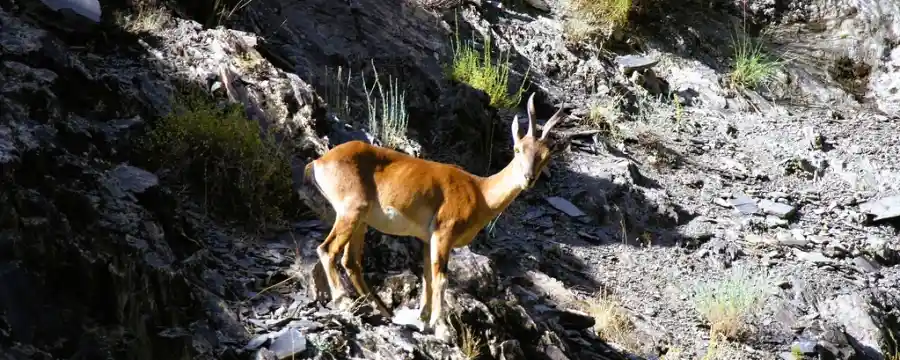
[614,55,658,75]
[245,334,271,351]
[858,195,900,221]
[522,0,551,11]
[851,256,880,273]
[498,339,526,360]
[863,235,899,265]
[792,338,817,353]
[39,0,101,22]
[551,308,595,330]
[776,230,808,247]
[758,199,797,219]
[792,249,833,264]
[107,164,159,194]
[777,352,796,360]
[267,328,307,359]
[254,348,278,360]
[545,196,586,217]
[729,193,759,215]
[544,345,571,360]
[0,126,17,165]
[766,216,790,228]
[817,293,890,359]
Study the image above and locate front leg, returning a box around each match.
[418,244,433,323]
[425,230,459,342]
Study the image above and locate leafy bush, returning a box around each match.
[448,20,528,109]
[139,85,297,231]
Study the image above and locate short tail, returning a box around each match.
[303,160,326,197]
[294,159,335,225]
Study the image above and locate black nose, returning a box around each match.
[524,174,534,183]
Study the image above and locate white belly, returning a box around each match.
[366,206,430,240]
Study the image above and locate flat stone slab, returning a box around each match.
[758,199,797,219]
[614,55,659,74]
[858,195,900,221]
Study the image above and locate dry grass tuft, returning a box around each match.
[572,292,640,352]
[563,0,632,43]
[448,314,484,360]
[583,94,626,143]
[234,50,267,74]
[458,324,484,360]
[117,5,172,34]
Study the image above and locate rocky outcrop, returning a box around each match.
[2,0,899,359]
[0,2,626,360]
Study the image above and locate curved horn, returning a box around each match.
[526,92,537,137]
[540,105,567,140]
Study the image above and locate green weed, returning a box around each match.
[729,31,784,90]
[448,17,528,109]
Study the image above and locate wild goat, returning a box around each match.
[302,92,568,336]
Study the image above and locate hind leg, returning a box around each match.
[316,209,366,305]
[341,224,393,318]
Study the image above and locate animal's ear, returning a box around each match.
[511,114,522,145]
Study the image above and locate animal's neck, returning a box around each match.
[478,161,525,217]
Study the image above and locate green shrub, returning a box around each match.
[139,85,297,231]
[729,31,784,90]
[448,19,528,109]
[691,266,769,340]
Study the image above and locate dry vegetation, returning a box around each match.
[451,316,486,360]
[115,4,172,33]
[580,292,641,352]
[563,0,632,44]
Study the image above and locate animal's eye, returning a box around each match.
[514,148,521,153]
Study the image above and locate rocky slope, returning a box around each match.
[1,0,898,359]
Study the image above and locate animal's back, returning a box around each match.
[311,141,482,240]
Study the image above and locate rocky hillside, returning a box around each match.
[1,0,898,359]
